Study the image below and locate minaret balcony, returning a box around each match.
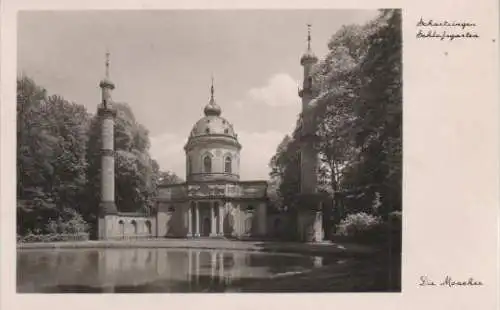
[97,105,117,117]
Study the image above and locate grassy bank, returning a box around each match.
[232,250,401,292]
[17,238,378,258]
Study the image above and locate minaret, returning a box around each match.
[298,24,319,194]
[97,51,118,240]
[297,24,323,242]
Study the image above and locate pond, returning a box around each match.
[17,248,327,293]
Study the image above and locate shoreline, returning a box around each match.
[17,238,378,257]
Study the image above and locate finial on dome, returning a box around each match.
[204,75,221,116]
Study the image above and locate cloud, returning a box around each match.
[245,73,299,107]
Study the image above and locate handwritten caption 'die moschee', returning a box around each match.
[416,17,479,41]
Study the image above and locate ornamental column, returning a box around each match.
[195,202,200,237]
[98,51,118,240]
[187,204,193,237]
[218,203,225,236]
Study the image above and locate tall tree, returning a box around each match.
[17,76,91,234]
[347,9,402,217]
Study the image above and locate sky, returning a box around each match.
[18,9,378,181]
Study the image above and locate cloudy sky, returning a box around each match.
[18,10,378,181]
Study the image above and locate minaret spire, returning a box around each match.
[99,50,115,107]
[307,23,312,51]
[105,50,110,79]
[211,74,214,100]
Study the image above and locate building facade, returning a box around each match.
[97,26,324,241]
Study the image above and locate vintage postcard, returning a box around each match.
[0,0,498,309]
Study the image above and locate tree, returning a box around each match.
[17,76,91,235]
[157,170,183,186]
[346,9,402,218]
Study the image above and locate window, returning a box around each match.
[224,156,232,174]
[118,220,125,237]
[145,220,152,235]
[203,155,212,173]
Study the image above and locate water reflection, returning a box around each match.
[17,248,324,293]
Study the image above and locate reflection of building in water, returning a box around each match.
[94,249,275,286]
[17,249,322,292]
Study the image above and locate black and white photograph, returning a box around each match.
[16,8,402,293]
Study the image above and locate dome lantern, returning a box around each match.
[203,76,221,116]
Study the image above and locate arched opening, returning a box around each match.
[274,218,282,238]
[245,218,252,235]
[118,220,125,239]
[203,155,212,173]
[145,220,152,236]
[131,220,138,236]
[202,218,210,237]
[224,156,232,174]
[274,218,281,229]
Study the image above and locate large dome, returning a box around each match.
[190,115,237,139]
[184,81,241,182]
[186,82,239,144]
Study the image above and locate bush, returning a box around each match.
[18,232,89,243]
[335,212,384,242]
[18,209,90,243]
[44,209,89,235]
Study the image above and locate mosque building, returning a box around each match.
[154,79,269,238]
[97,26,324,241]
